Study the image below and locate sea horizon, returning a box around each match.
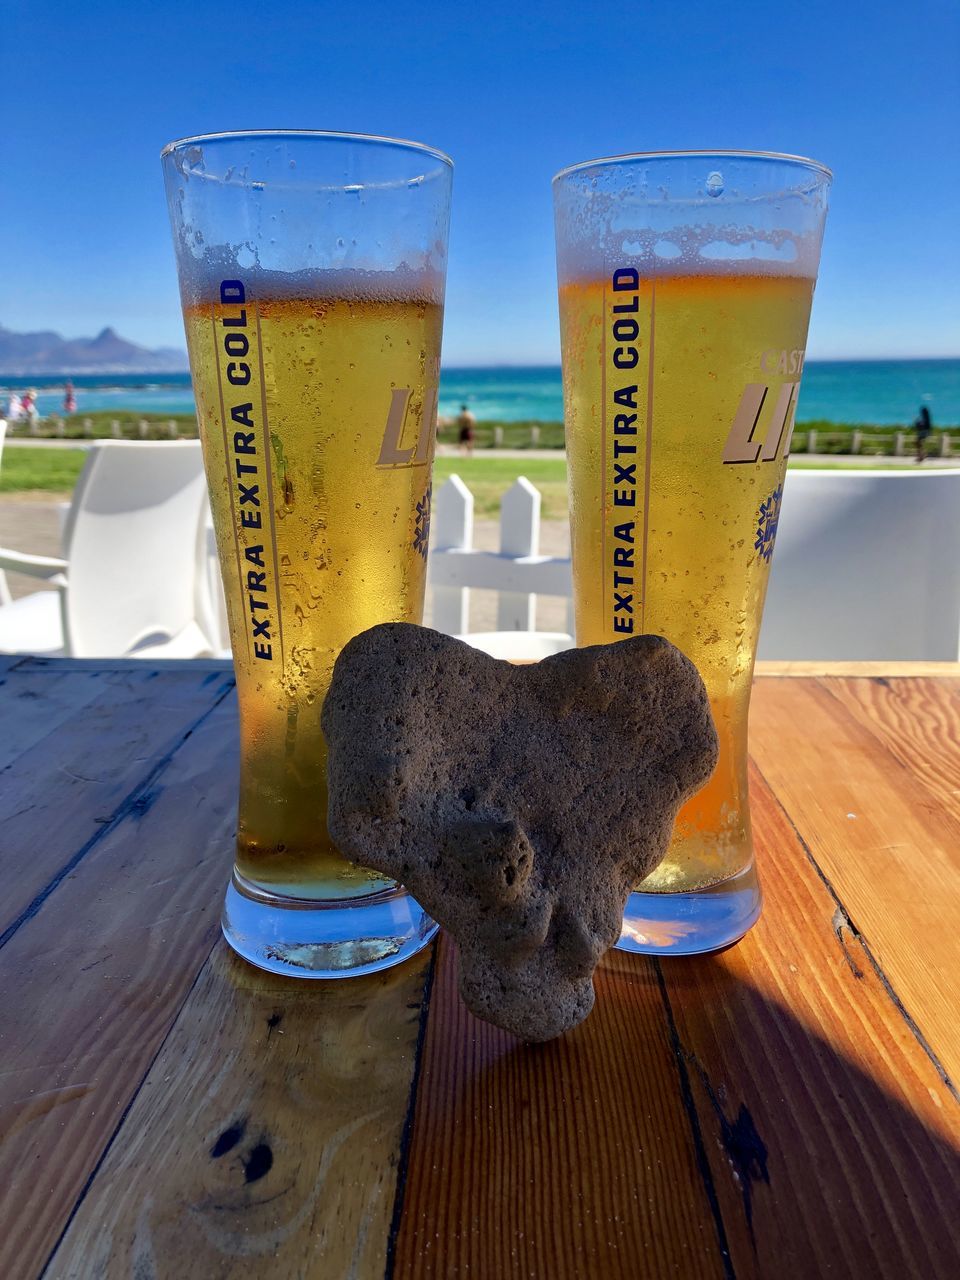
[3,357,959,427]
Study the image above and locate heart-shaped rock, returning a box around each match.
[322,624,717,1041]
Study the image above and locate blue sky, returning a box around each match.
[3,0,958,364]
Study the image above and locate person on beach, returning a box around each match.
[63,381,76,415]
[21,390,39,425]
[914,404,932,462]
[457,403,476,456]
[5,392,24,422]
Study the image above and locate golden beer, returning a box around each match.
[560,269,814,892]
[185,282,442,900]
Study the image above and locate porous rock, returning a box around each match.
[322,624,718,1042]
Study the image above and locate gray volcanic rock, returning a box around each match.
[322,624,718,1041]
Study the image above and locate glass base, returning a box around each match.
[616,861,761,956]
[221,872,438,979]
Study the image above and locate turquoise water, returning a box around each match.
[3,359,958,426]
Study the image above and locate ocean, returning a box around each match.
[3,360,958,427]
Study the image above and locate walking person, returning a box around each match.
[914,404,933,463]
[457,403,476,457]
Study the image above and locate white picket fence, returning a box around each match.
[429,475,574,654]
[203,469,960,661]
[429,469,960,661]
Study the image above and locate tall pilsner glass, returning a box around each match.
[554,151,830,954]
[163,131,452,977]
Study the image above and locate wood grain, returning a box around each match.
[0,665,120,773]
[391,934,729,1280]
[47,943,433,1280]
[820,676,960,816]
[0,695,237,1280]
[0,665,234,940]
[653,762,960,1279]
[4,662,959,1280]
[755,661,960,677]
[749,675,960,1086]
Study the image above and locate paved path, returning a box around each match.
[0,499,64,600]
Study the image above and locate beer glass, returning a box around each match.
[553,151,830,954]
[163,131,452,977]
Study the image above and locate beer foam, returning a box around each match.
[554,158,829,285]
[555,219,824,285]
[174,246,445,309]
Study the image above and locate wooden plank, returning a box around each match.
[14,656,234,673]
[0,697,237,1280]
[0,667,234,940]
[755,660,960,678]
[47,944,433,1279]
[821,675,960,815]
[749,676,960,1085]
[656,763,960,1279]
[392,935,729,1280]
[0,666,123,772]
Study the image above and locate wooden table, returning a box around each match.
[2,656,958,1279]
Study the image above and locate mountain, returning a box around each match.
[0,324,188,373]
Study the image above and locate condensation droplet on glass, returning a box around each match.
[706,171,724,197]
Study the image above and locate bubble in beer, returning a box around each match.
[706,171,724,197]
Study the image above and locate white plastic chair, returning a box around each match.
[759,469,960,661]
[203,511,232,656]
[0,440,216,658]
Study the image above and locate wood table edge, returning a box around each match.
[755,660,960,677]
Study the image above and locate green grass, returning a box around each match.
[4,410,197,442]
[0,447,87,493]
[6,413,569,450]
[5,410,958,458]
[0,442,949,503]
[787,459,925,471]
[433,455,568,519]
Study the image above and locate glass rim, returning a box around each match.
[160,128,454,169]
[552,148,832,185]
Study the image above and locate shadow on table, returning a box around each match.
[388,937,960,1279]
